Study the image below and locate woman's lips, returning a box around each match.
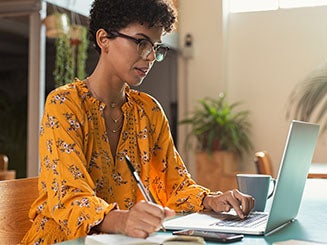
[135,67,148,77]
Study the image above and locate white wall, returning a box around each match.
[227,7,327,175]
[177,0,227,176]
[178,1,327,177]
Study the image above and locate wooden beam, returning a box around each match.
[0,0,41,15]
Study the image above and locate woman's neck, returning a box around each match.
[86,73,126,108]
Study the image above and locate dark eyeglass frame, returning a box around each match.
[107,31,169,62]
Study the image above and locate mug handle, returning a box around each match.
[267,178,276,199]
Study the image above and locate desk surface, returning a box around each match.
[57,179,327,245]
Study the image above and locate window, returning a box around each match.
[229,0,327,13]
[229,0,277,13]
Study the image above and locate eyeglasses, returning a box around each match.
[107,31,169,62]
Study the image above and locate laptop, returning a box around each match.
[164,120,320,236]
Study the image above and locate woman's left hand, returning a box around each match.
[203,189,255,219]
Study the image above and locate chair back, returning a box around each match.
[0,177,38,244]
[254,151,274,177]
[0,154,16,180]
[0,154,9,171]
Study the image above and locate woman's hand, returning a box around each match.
[98,200,175,238]
[203,189,255,219]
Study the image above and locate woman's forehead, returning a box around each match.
[119,23,164,42]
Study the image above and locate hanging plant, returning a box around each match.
[70,24,89,80]
[53,33,74,88]
[45,11,89,88]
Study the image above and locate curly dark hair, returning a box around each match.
[89,0,177,53]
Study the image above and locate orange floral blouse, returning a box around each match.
[22,79,210,244]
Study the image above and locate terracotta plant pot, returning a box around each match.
[44,13,70,38]
[196,151,239,192]
[69,25,84,45]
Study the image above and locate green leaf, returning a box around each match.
[179,93,253,159]
[287,62,327,134]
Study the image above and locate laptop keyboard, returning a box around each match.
[211,212,268,228]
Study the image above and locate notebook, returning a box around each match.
[164,120,320,236]
[85,234,205,245]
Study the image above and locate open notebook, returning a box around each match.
[164,120,320,236]
[85,233,205,245]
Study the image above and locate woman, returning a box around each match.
[22,0,254,244]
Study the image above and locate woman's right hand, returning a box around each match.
[98,200,175,238]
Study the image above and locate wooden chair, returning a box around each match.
[255,151,327,179]
[0,154,9,171]
[0,154,16,180]
[0,177,38,244]
[254,151,274,177]
[0,171,16,180]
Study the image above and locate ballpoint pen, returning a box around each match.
[125,155,166,231]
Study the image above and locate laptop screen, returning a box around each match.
[265,120,320,234]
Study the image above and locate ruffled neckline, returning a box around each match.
[74,78,133,111]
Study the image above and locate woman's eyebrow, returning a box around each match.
[136,33,162,44]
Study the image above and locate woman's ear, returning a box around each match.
[96,29,110,54]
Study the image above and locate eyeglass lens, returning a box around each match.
[137,40,167,62]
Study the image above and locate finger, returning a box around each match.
[127,226,149,239]
[226,190,244,219]
[163,207,176,219]
[247,196,255,214]
[243,196,255,215]
[126,211,159,236]
[233,190,255,215]
[224,203,232,212]
[135,201,165,220]
[141,209,163,230]
[234,189,249,213]
[146,202,167,219]
[134,201,166,229]
[206,194,232,213]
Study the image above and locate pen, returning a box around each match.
[125,155,166,231]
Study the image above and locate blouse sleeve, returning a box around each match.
[148,100,210,213]
[38,89,116,239]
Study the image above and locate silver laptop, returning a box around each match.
[164,120,320,235]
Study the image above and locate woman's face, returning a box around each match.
[103,23,164,87]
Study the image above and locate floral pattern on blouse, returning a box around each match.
[21,79,210,244]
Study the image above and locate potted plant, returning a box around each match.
[180,92,253,191]
[43,12,70,39]
[52,24,89,88]
[287,62,327,134]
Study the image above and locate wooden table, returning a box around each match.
[56,179,327,245]
[308,162,327,178]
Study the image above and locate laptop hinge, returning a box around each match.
[264,219,295,236]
